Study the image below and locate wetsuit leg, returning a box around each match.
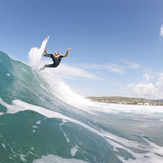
[39,64,55,71]
[49,54,57,63]
[39,54,59,71]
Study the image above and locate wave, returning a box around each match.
[28,46,93,109]
[0,51,163,163]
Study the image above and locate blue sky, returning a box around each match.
[1,0,163,98]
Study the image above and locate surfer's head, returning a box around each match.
[55,51,59,56]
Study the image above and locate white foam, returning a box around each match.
[28,36,49,70]
[0,112,4,116]
[91,102,163,115]
[2,143,6,149]
[6,73,10,77]
[1,98,163,162]
[36,120,41,125]
[22,68,27,72]
[70,146,78,157]
[60,121,70,143]
[39,70,93,109]
[32,126,38,128]
[0,98,75,121]
[20,154,27,162]
[0,98,116,141]
[39,84,46,90]
[28,47,40,69]
[107,137,163,163]
[32,154,88,163]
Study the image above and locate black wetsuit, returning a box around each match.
[40,51,68,70]
[44,54,63,68]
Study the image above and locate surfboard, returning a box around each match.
[38,36,49,63]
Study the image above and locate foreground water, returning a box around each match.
[0,51,163,163]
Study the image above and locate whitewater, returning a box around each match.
[0,50,163,163]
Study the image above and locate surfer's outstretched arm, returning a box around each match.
[61,48,70,57]
[43,49,51,57]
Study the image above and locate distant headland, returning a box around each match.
[87,96,163,106]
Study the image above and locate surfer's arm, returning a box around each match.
[61,51,68,57]
[45,50,48,55]
[43,50,51,57]
[61,48,70,57]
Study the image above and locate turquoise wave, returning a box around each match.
[0,52,114,163]
[0,51,163,163]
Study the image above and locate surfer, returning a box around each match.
[40,48,70,70]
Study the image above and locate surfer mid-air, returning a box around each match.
[40,48,70,71]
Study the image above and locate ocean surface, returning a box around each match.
[0,51,163,163]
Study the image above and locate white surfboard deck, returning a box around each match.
[38,36,49,64]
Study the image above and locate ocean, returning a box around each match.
[0,51,163,163]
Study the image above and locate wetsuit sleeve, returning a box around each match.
[45,51,48,55]
[61,51,69,58]
[44,51,51,57]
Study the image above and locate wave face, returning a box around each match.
[0,51,163,163]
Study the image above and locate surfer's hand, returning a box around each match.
[67,48,70,52]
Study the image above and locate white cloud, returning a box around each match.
[128,62,140,69]
[86,64,102,70]
[160,25,163,37]
[128,82,157,99]
[51,63,97,80]
[105,63,124,74]
[78,63,125,74]
[122,60,140,69]
[128,73,163,99]
[143,74,150,81]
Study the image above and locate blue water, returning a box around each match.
[0,51,163,163]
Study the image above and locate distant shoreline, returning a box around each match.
[87,96,163,106]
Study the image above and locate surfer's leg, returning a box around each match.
[39,65,46,71]
[49,54,57,63]
[39,64,54,71]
